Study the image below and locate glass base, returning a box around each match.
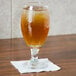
[24,59,48,69]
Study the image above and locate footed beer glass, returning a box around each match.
[21,2,50,68]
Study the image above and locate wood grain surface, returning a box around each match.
[0,34,76,76]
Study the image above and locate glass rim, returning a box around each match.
[23,1,49,9]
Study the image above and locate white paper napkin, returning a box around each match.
[10,58,61,73]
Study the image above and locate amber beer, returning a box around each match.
[21,6,50,47]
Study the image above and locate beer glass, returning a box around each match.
[21,2,50,69]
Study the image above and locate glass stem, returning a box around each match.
[30,48,39,66]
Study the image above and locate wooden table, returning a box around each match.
[0,34,76,76]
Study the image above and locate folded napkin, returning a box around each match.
[10,58,61,73]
